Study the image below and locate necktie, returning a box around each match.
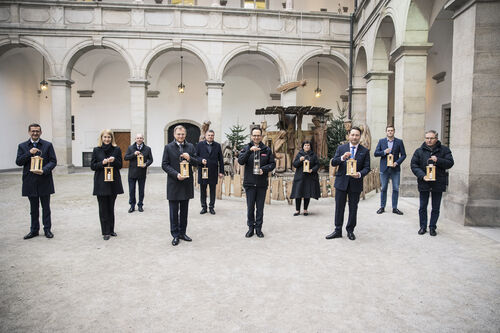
[207,143,212,155]
[33,142,37,148]
[351,146,355,159]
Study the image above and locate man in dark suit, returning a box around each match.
[195,129,224,215]
[15,123,57,239]
[162,125,200,246]
[374,125,406,215]
[238,127,275,238]
[124,133,153,213]
[326,126,371,241]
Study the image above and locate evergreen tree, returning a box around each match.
[326,102,348,158]
[225,124,248,151]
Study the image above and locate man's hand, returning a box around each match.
[259,169,263,175]
[202,159,207,166]
[385,148,391,154]
[250,146,261,152]
[351,172,361,179]
[342,152,351,160]
[219,173,224,178]
[177,173,186,181]
[181,153,190,161]
[30,148,40,155]
[393,162,398,167]
[134,151,141,156]
[429,156,437,163]
[423,175,430,181]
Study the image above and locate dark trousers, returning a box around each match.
[245,186,267,229]
[97,195,117,235]
[295,198,310,211]
[128,177,146,207]
[200,183,216,209]
[169,200,189,238]
[28,195,51,232]
[419,191,443,230]
[334,188,361,233]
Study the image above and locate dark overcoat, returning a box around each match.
[374,137,406,172]
[195,140,224,185]
[91,145,124,196]
[16,139,57,197]
[331,143,371,193]
[410,141,454,192]
[124,143,153,179]
[238,142,276,188]
[290,150,321,199]
[162,141,200,200]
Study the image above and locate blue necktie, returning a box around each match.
[33,142,37,148]
[351,146,355,159]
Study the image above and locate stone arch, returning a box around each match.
[354,46,368,87]
[216,45,286,82]
[371,14,397,71]
[403,0,433,44]
[141,41,212,80]
[164,119,202,145]
[62,39,135,79]
[0,37,56,76]
[291,48,348,81]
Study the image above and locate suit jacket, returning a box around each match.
[162,141,200,200]
[331,143,371,192]
[374,137,406,172]
[195,140,224,185]
[16,138,57,197]
[124,143,153,179]
[238,142,276,188]
[91,145,124,196]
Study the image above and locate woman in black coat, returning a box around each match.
[91,129,124,240]
[290,141,321,216]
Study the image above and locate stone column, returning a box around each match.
[281,90,297,107]
[351,86,367,123]
[364,71,391,165]
[205,80,225,141]
[391,44,432,197]
[49,78,74,173]
[443,0,500,226]
[129,79,148,143]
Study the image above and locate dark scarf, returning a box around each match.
[101,143,114,157]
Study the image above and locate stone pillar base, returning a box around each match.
[445,194,500,227]
[400,178,418,197]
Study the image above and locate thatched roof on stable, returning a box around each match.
[255,106,331,116]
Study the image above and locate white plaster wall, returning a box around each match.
[425,13,453,132]
[0,48,49,170]
[71,50,131,166]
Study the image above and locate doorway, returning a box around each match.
[114,131,131,168]
[167,123,201,146]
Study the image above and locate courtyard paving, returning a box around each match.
[0,171,499,332]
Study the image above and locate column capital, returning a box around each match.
[205,80,225,89]
[390,43,433,63]
[48,78,74,87]
[128,79,149,87]
[363,71,393,82]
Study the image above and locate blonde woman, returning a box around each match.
[90,129,124,240]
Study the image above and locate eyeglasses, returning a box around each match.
[425,137,437,140]
[252,135,262,137]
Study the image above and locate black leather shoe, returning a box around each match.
[200,208,207,214]
[376,207,385,214]
[180,234,192,242]
[245,228,254,238]
[418,228,427,235]
[325,231,342,239]
[347,232,356,240]
[255,229,264,238]
[23,231,39,240]
[293,212,300,216]
[209,208,216,215]
[172,237,179,246]
[303,211,309,216]
[393,208,404,215]
[44,230,54,239]
[103,235,110,240]
[429,229,437,236]
[138,206,144,212]
[110,232,117,237]
[128,206,135,213]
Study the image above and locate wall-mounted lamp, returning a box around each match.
[314,61,321,98]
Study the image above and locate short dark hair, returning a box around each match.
[386,125,395,130]
[207,129,215,134]
[251,127,262,135]
[28,123,41,131]
[350,126,362,135]
[302,140,313,150]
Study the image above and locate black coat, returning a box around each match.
[238,142,276,188]
[16,139,57,197]
[124,143,153,179]
[411,141,454,192]
[290,150,321,199]
[331,143,371,193]
[162,141,200,200]
[195,140,224,185]
[91,145,124,196]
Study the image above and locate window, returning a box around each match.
[170,0,195,5]
[243,0,266,9]
[441,104,451,146]
[82,152,92,168]
[71,115,75,140]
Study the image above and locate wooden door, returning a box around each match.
[114,131,131,168]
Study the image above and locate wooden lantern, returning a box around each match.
[180,160,190,178]
[30,156,44,175]
[387,153,394,167]
[137,154,144,167]
[426,164,436,181]
[346,158,357,176]
[303,159,310,173]
[104,164,114,182]
[202,167,209,179]
[253,150,261,175]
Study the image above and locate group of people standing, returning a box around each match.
[16,122,454,244]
